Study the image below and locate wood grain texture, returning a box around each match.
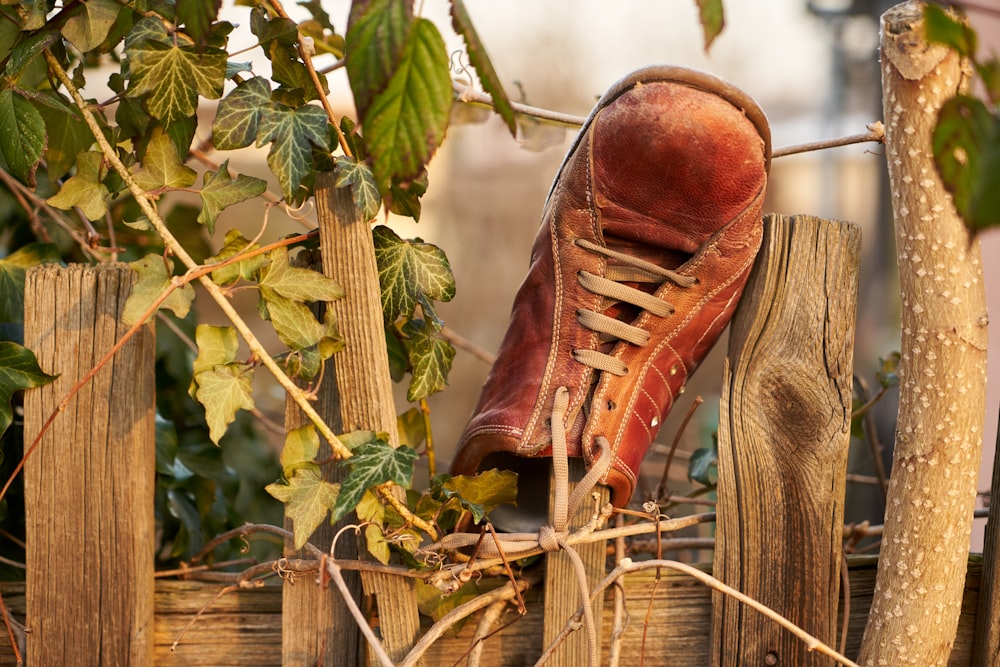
[22,264,156,667]
[314,173,420,665]
[713,214,861,666]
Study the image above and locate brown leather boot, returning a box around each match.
[451,66,770,530]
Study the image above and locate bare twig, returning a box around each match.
[441,326,497,365]
[655,395,703,500]
[608,514,628,667]
[772,122,886,158]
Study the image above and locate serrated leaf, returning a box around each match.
[132,128,197,192]
[198,161,267,233]
[257,103,330,201]
[61,0,123,53]
[266,467,340,550]
[259,246,345,303]
[123,255,195,326]
[332,440,417,522]
[924,4,976,58]
[440,469,518,524]
[396,407,425,450]
[0,88,45,187]
[449,0,515,137]
[177,0,221,46]
[333,156,381,220]
[373,225,455,323]
[364,17,451,191]
[696,0,725,52]
[932,95,1000,233]
[193,362,255,443]
[402,319,454,402]
[207,229,266,285]
[47,151,110,221]
[345,0,413,119]
[213,76,272,150]
[281,425,320,476]
[127,40,227,124]
[688,445,718,486]
[0,243,60,324]
[0,341,57,435]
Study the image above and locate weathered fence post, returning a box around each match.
[313,173,421,665]
[713,214,861,665]
[22,264,156,666]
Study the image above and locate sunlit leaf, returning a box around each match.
[333,155,381,221]
[266,466,340,550]
[207,229,266,286]
[0,243,60,324]
[923,4,976,58]
[193,362,255,443]
[123,255,195,325]
[61,0,123,52]
[127,40,227,124]
[257,103,330,201]
[396,407,425,451]
[402,319,453,402]
[280,425,320,476]
[449,0,515,137]
[372,225,455,324]
[213,76,272,150]
[260,285,328,350]
[438,469,518,524]
[365,523,391,563]
[198,160,268,234]
[191,324,239,377]
[0,341,57,436]
[345,0,413,118]
[132,128,197,192]
[0,88,45,187]
[696,0,725,52]
[259,246,345,303]
[414,578,479,623]
[332,440,416,522]
[47,151,110,221]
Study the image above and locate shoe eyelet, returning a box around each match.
[607,400,616,411]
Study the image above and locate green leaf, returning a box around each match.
[256,103,330,201]
[123,255,195,326]
[332,440,417,522]
[339,429,381,453]
[0,88,46,187]
[193,362,255,444]
[388,170,427,221]
[439,469,518,524]
[299,19,345,58]
[345,0,413,118]
[266,466,340,550]
[61,0,123,53]
[280,425,320,476]
[696,0,725,52]
[132,128,197,192]
[124,16,171,50]
[213,76,272,150]
[850,397,866,440]
[402,319,454,402]
[32,93,92,179]
[932,95,1000,233]
[198,160,268,234]
[177,0,221,46]
[47,151,110,221]
[260,285,329,350]
[0,341,57,436]
[268,41,329,101]
[449,0,516,137]
[924,4,976,58]
[127,40,227,124]
[414,578,479,623]
[0,243,60,324]
[373,225,455,324]
[688,445,718,486]
[10,0,47,31]
[363,17,452,191]
[396,407,425,450]
[191,324,240,377]
[258,246,345,303]
[250,6,299,49]
[333,156,381,221]
[877,351,901,389]
[207,229,266,286]
[4,26,60,80]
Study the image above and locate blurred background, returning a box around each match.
[202,0,1000,549]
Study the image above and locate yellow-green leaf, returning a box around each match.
[440,469,518,524]
[193,362,255,444]
[191,324,239,377]
[280,425,320,476]
[123,255,195,326]
[207,229,265,286]
[259,246,345,303]
[266,467,340,550]
[198,160,267,234]
[47,151,109,221]
[61,0,123,52]
[365,523,390,564]
[132,128,197,192]
[127,40,227,124]
[695,0,725,52]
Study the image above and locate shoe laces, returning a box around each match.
[571,238,696,376]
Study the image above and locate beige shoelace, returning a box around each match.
[571,238,696,376]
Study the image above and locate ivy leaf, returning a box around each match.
[177,0,221,46]
[11,0,47,31]
[923,4,976,59]
[402,319,453,402]
[696,0,725,52]
[250,6,299,49]
[61,0,123,53]
[0,243,60,324]
[280,425,320,476]
[198,161,268,234]
[258,246,345,303]
[932,95,1000,233]
[266,466,340,550]
[191,324,239,377]
[333,156,381,221]
[0,88,45,187]
[0,341,57,436]
[373,225,455,324]
[257,103,330,201]
[193,362,255,444]
[123,255,195,326]
[396,407,426,451]
[213,76,272,150]
[260,285,328,351]
[332,440,417,522]
[127,40,227,124]
[877,351,901,389]
[268,41,329,101]
[688,444,718,486]
[365,523,391,564]
[132,128,197,192]
[363,17,451,191]
[438,469,518,525]
[207,229,266,286]
[449,0,516,137]
[414,579,479,623]
[47,151,110,221]
[345,0,413,119]
[32,93,92,180]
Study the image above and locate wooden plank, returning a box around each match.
[713,214,861,665]
[22,264,156,666]
[314,173,421,664]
